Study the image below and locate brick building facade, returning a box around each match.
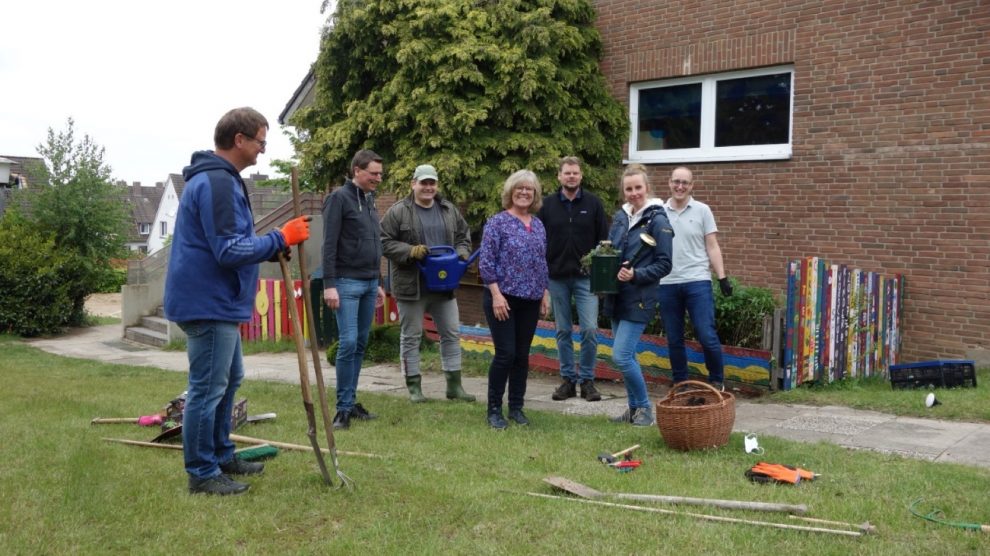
[593,0,989,363]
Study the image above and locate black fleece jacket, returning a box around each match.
[537,188,609,279]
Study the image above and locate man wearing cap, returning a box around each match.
[380,164,476,403]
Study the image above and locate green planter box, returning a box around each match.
[590,254,619,294]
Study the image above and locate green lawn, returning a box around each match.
[759,370,990,423]
[1,335,988,554]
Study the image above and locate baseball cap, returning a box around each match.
[413,164,438,182]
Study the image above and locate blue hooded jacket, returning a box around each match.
[163,151,285,323]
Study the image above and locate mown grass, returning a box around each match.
[760,370,990,423]
[1,335,988,555]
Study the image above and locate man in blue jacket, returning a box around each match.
[164,107,311,495]
[322,149,387,430]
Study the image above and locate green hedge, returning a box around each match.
[0,222,88,336]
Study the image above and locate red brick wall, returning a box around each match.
[594,0,990,363]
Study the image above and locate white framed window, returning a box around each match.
[160,221,167,236]
[139,223,151,235]
[628,65,794,164]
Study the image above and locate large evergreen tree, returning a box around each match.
[293,0,627,226]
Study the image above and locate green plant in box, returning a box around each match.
[582,240,620,294]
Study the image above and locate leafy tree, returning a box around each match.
[293,0,628,227]
[3,118,130,327]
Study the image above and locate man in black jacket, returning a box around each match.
[537,157,609,402]
[322,149,386,430]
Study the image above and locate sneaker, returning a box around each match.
[332,410,351,430]
[189,474,249,496]
[580,380,602,402]
[551,380,577,401]
[220,458,264,476]
[710,381,725,392]
[507,409,529,426]
[487,411,508,430]
[351,403,378,420]
[631,407,656,427]
[610,408,632,423]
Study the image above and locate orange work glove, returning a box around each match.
[279,215,312,246]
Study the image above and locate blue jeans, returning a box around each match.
[178,320,243,480]
[548,277,599,383]
[483,290,541,412]
[658,280,724,383]
[334,277,379,412]
[611,319,650,410]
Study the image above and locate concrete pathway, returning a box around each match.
[25,325,990,470]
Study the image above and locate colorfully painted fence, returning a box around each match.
[782,257,904,390]
[459,321,773,391]
[241,279,399,343]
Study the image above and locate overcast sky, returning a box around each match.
[1,1,331,187]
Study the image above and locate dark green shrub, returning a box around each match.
[325,323,430,365]
[584,277,778,350]
[92,267,127,294]
[711,277,778,349]
[0,221,87,336]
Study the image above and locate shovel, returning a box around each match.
[287,166,353,489]
[543,476,807,515]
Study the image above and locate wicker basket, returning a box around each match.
[656,380,735,451]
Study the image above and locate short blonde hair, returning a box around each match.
[501,169,543,213]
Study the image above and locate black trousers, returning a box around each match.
[483,290,541,412]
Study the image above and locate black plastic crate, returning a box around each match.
[889,360,977,389]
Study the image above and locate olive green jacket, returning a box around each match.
[380,194,472,301]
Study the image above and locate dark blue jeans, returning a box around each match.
[483,290,541,412]
[658,280,724,383]
[178,320,243,480]
[334,277,379,412]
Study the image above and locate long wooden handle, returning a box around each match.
[526,492,860,537]
[91,417,139,424]
[103,437,181,449]
[290,167,340,458]
[229,434,381,459]
[613,492,807,515]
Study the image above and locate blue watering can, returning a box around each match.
[416,245,480,292]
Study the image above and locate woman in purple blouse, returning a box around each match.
[479,169,550,430]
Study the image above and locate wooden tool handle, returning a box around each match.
[91,417,139,424]
[611,444,640,458]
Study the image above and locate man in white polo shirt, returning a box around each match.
[659,166,732,390]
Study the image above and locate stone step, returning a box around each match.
[156,306,166,319]
[124,326,167,348]
[140,315,168,335]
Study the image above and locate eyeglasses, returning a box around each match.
[670,179,691,186]
[242,133,267,149]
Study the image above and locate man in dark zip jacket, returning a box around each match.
[537,157,609,402]
[322,149,386,430]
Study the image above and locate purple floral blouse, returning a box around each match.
[479,211,549,300]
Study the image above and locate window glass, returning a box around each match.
[628,66,793,163]
[637,83,701,150]
[715,72,791,147]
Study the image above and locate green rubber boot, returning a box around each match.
[445,371,476,402]
[406,375,427,403]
